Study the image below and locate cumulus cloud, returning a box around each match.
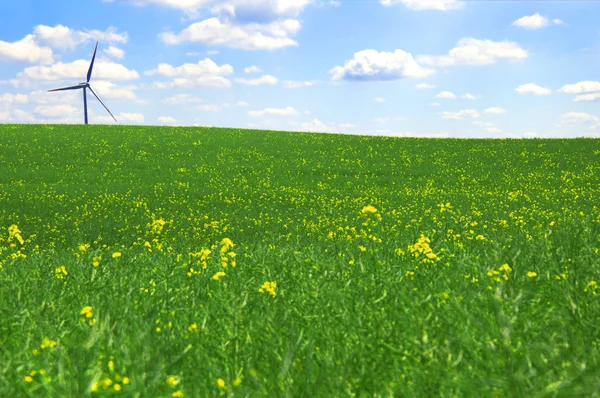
[301,118,337,132]
[379,0,464,11]
[417,38,527,66]
[147,58,233,89]
[234,74,278,86]
[560,112,599,125]
[0,35,54,64]
[558,81,600,94]
[442,109,480,120]
[0,109,35,123]
[484,107,507,114]
[91,80,137,100]
[244,65,261,74]
[435,91,456,99]
[146,58,233,77]
[0,93,29,106]
[104,46,125,59]
[512,13,563,30]
[461,93,477,100]
[33,25,128,51]
[13,59,139,88]
[283,80,315,88]
[573,92,600,102]
[248,106,299,117]
[97,112,144,124]
[35,104,78,117]
[373,97,385,103]
[330,49,434,81]
[515,83,551,95]
[485,127,501,133]
[162,94,204,104]
[158,116,176,124]
[160,18,301,50]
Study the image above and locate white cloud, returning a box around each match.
[163,94,204,104]
[97,112,144,124]
[146,58,233,77]
[484,107,507,114]
[158,116,176,124]
[147,58,233,89]
[415,83,435,89]
[515,83,551,95]
[14,59,139,87]
[373,97,385,103]
[283,80,315,88]
[29,89,79,105]
[417,38,528,67]
[485,127,501,133]
[435,91,456,99]
[560,112,599,125]
[153,76,232,89]
[234,74,278,86]
[331,49,434,81]
[512,13,564,30]
[442,109,480,120]
[0,35,53,64]
[235,101,249,106]
[0,93,29,106]
[462,93,477,100]
[33,25,128,51]
[197,104,222,112]
[160,18,301,50]
[512,13,550,30]
[244,65,261,74]
[104,46,125,59]
[0,109,35,123]
[248,106,299,117]
[379,0,464,11]
[558,81,600,94]
[573,92,600,102]
[301,118,337,132]
[91,80,137,100]
[35,104,78,117]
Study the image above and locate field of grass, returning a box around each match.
[0,124,599,397]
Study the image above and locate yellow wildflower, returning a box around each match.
[112,252,121,259]
[233,377,242,386]
[259,281,277,296]
[527,272,537,278]
[24,376,33,383]
[113,384,121,391]
[166,376,179,386]
[122,377,130,385]
[217,378,226,389]
[361,205,377,214]
[212,271,226,281]
[172,391,184,398]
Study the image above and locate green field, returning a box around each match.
[1,124,599,397]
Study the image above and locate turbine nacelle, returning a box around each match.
[47,42,117,125]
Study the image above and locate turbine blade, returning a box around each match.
[48,85,84,92]
[88,86,117,122]
[87,41,99,83]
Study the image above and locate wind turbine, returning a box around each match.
[48,41,117,125]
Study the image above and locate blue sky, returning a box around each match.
[1,0,599,138]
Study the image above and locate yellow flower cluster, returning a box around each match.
[437,202,453,213]
[212,271,226,281]
[93,255,101,267]
[488,263,512,283]
[80,306,97,326]
[361,205,377,214]
[8,224,24,245]
[55,265,68,279]
[220,238,236,268]
[407,234,439,264]
[259,281,277,296]
[148,218,166,234]
[584,280,597,295]
[40,337,57,350]
[92,357,130,392]
[23,369,51,384]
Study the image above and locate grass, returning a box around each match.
[0,124,599,397]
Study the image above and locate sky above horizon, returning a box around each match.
[1,0,599,138]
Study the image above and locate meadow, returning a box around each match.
[0,124,599,397]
